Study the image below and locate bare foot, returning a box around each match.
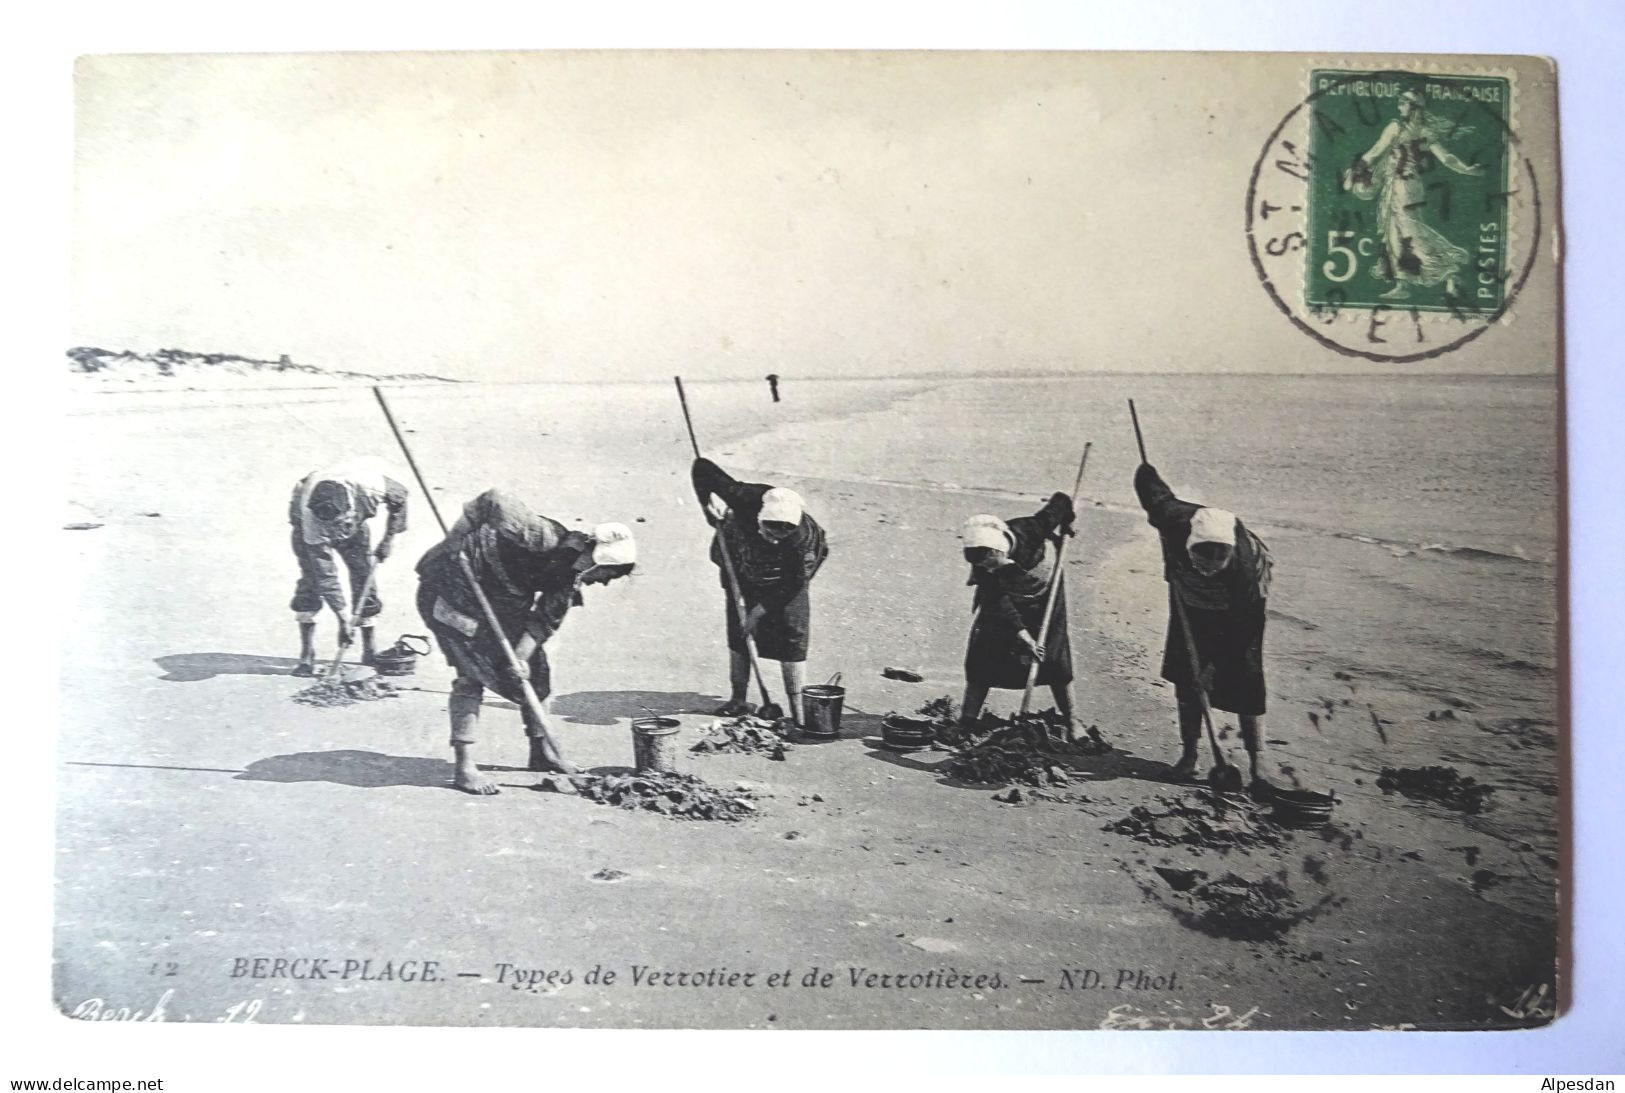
[454,769,500,795]
[292,660,316,678]
[1168,753,1200,782]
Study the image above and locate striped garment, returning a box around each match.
[1134,463,1272,611]
[416,489,588,643]
[717,513,828,606]
[290,456,408,546]
[692,457,828,608]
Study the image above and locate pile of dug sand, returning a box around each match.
[937,707,1111,787]
[535,771,760,822]
[1107,791,1284,851]
[690,716,794,761]
[1146,866,1333,942]
[1377,765,1495,814]
[290,677,399,708]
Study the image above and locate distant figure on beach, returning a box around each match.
[959,494,1082,739]
[766,374,781,403]
[1342,88,1484,301]
[415,489,636,795]
[691,457,828,725]
[288,456,409,675]
[1134,462,1276,794]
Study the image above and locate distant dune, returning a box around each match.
[67,346,460,391]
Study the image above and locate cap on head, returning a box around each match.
[307,479,351,519]
[590,522,637,567]
[1188,507,1237,551]
[759,487,804,526]
[960,514,1013,552]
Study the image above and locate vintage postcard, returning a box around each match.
[60,51,1562,1031]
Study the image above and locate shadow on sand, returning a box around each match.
[237,752,664,794]
[238,750,454,790]
[860,732,1177,792]
[549,690,727,726]
[1060,748,1182,784]
[792,708,885,744]
[155,652,302,681]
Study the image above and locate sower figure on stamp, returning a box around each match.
[415,488,636,795]
[1134,462,1276,796]
[691,457,828,724]
[1342,87,1485,302]
[288,456,409,676]
[958,492,1083,740]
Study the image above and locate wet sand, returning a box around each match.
[55,381,1556,1029]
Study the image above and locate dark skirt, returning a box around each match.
[965,586,1073,690]
[726,587,811,662]
[416,581,552,705]
[1160,593,1266,715]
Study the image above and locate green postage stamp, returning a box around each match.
[1246,63,1539,362]
[1303,70,1512,315]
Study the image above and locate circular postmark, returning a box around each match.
[1246,67,1543,363]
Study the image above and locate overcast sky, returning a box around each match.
[72,51,1559,381]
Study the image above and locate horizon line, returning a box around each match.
[399,368,1558,384]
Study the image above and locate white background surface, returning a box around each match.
[4,0,1621,1082]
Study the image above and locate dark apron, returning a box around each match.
[1160,591,1267,715]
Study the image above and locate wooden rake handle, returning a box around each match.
[371,386,570,769]
[1019,442,1092,715]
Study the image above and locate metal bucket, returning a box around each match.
[1270,787,1336,829]
[631,716,682,773]
[374,633,431,677]
[800,673,845,739]
[881,714,935,752]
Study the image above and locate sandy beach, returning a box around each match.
[55,377,1558,1030]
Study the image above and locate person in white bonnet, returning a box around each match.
[415,489,635,795]
[1134,461,1277,797]
[958,490,1084,739]
[692,458,829,723]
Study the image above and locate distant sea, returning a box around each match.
[728,371,1561,883]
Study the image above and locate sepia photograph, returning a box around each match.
[55,48,1563,1035]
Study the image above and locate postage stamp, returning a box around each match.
[1304,70,1512,315]
[1246,64,1542,362]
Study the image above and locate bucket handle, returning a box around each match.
[394,633,432,656]
[825,672,842,687]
